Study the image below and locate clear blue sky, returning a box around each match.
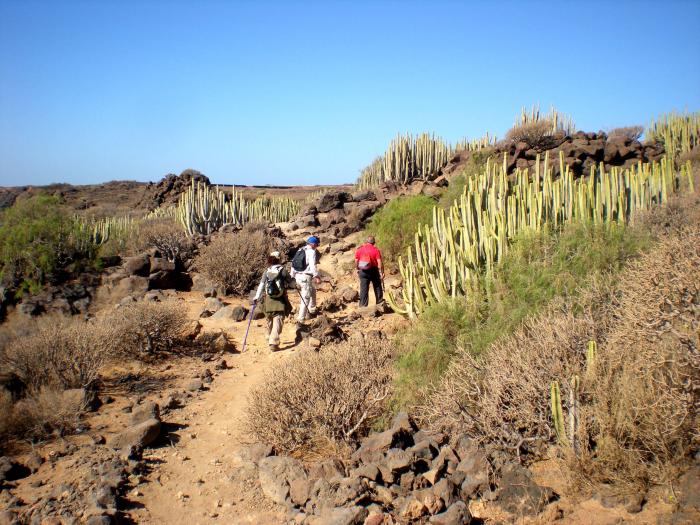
[1,0,699,187]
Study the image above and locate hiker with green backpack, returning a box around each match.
[252,251,296,351]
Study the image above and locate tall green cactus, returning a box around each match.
[387,153,694,318]
[551,381,567,446]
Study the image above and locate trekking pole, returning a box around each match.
[241,302,256,353]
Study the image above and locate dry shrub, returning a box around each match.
[246,336,395,455]
[505,120,554,149]
[636,192,700,237]
[420,303,601,457]
[195,222,280,295]
[12,387,84,440]
[1,316,114,391]
[140,218,196,263]
[608,125,643,142]
[112,301,188,358]
[575,230,700,488]
[0,389,13,443]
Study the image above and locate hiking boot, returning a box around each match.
[269,344,280,352]
[294,322,304,345]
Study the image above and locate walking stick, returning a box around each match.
[241,302,256,353]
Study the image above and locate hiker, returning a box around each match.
[355,235,384,307]
[290,236,321,324]
[252,251,295,351]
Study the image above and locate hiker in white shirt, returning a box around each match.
[290,236,321,324]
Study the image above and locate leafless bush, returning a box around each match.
[195,223,280,295]
[246,337,395,455]
[141,218,196,263]
[0,389,13,444]
[505,120,554,150]
[635,192,700,237]
[420,304,600,458]
[575,230,700,489]
[112,301,188,358]
[1,316,114,392]
[12,387,84,440]
[608,125,643,142]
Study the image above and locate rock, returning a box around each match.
[414,487,445,515]
[148,270,192,291]
[0,457,29,483]
[258,456,307,505]
[234,443,273,465]
[211,305,238,319]
[352,464,380,482]
[205,297,225,312]
[108,419,161,449]
[186,379,204,392]
[86,516,112,525]
[230,305,249,321]
[143,290,165,302]
[400,496,427,520]
[352,412,415,464]
[429,500,471,524]
[124,255,151,276]
[130,402,160,426]
[150,257,175,273]
[497,463,557,516]
[385,449,413,473]
[308,337,321,349]
[432,478,456,508]
[340,287,359,303]
[113,276,149,298]
[308,459,345,481]
[311,506,368,525]
[334,476,364,506]
[290,477,312,506]
[317,191,352,213]
[455,443,488,497]
[182,319,203,340]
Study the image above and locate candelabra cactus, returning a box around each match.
[387,153,693,317]
[357,132,496,190]
[646,111,700,164]
[176,180,300,236]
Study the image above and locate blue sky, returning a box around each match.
[1,0,699,187]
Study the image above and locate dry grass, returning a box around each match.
[195,223,281,295]
[112,301,188,358]
[574,230,700,489]
[246,336,395,456]
[505,121,554,149]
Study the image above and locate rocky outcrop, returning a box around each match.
[248,413,559,523]
[138,169,211,210]
[442,131,666,179]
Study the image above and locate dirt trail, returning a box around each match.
[126,298,306,524]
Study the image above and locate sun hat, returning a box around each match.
[269,251,281,258]
[307,236,320,245]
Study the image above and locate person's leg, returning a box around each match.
[268,314,283,347]
[296,274,309,322]
[359,271,370,307]
[371,268,383,304]
[308,279,317,315]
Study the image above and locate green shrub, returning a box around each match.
[438,150,491,209]
[391,221,652,410]
[0,195,93,295]
[366,195,436,264]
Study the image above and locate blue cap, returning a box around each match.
[307,236,320,245]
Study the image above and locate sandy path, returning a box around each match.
[127,302,303,524]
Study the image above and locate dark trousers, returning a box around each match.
[359,268,383,307]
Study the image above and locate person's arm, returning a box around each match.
[253,272,266,303]
[307,248,320,279]
[376,249,384,277]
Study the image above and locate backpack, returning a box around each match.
[265,266,286,299]
[291,248,320,272]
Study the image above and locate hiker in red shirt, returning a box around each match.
[354,236,384,307]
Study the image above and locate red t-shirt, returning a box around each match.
[355,243,382,270]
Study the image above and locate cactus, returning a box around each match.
[357,132,496,190]
[646,111,700,166]
[176,180,300,236]
[387,153,693,318]
[551,381,567,445]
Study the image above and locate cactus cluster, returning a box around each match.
[646,111,700,164]
[78,215,138,246]
[387,153,694,317]
[357,132,495,190]
[176,180,300,236]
